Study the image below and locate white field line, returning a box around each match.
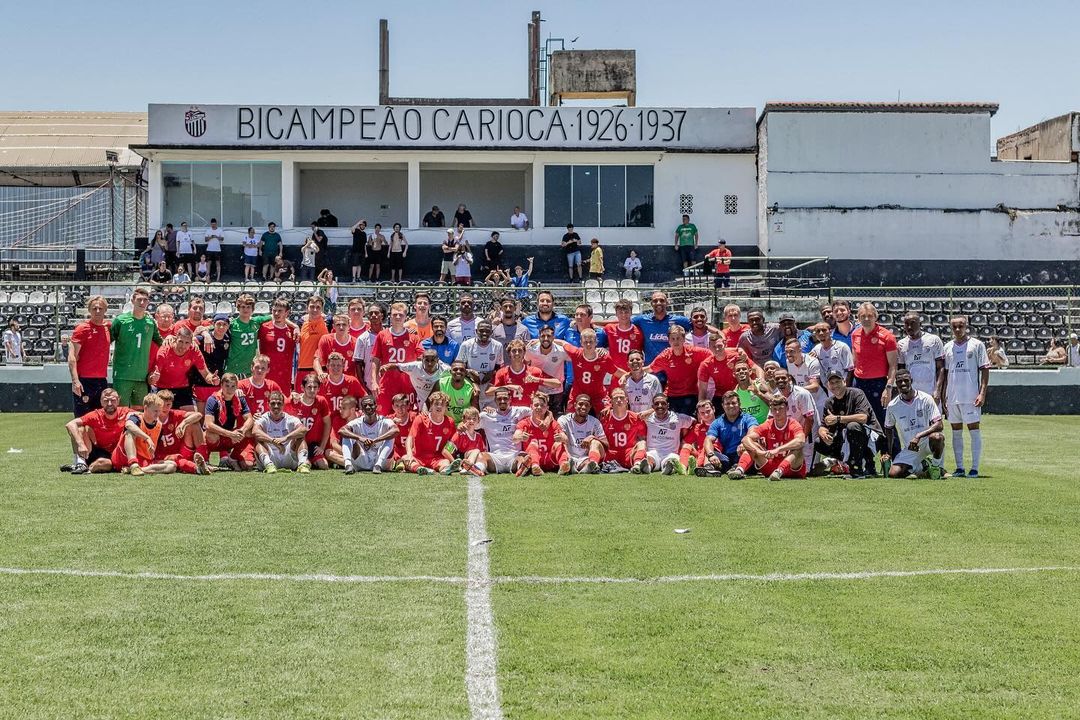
[464,475,504,720]
[0,567,466,584]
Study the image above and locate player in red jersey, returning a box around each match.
[326,395,359,468]
[346,298,368,339]
[602,299,645,371]
[401,391,457,474]
[237,354,282,418]
[489,339,560,406]
[678,400,717,473]
[697,333,759,414]
[203,373,255,470]
[150,326,218,410]
[152,389,211,475]
[513,392,568,476]
[285,372,332,471]
[67,294,112,418]
[147,304,177,374]
[445,406,487,476]
[721,304,750,349]
[599,387,648,472]
[389,393,415,462]
[557,329,623,413]
[172,296,211,336]
[314,314,358,379]
[258,298,298,394]
[110,392,178,475]
[64,387,129,474]
[371,302,421,413]
[318,352,367,413]
[647,325,712,416]
[730,396,807,480]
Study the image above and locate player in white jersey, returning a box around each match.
[384,349,448,407]
[896,313,945,399]
[338,396,399,473]
[622,349,664,412]
[784,338,826,415]
[638,394,695,474]
[940,316,990,477]
[773,368,820,470]
[250,391,309,472]
[882,369,945,478]
[556,395,608,474]
[476,387,532,473]
[525,325,570,413]
[809,322,854,385]
[456,320,504,408]
[351,305,384,392]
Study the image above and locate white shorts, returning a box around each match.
[646,449,680,468]
[488,450,519,474]
[260,446,298,470]
[349,442,392,471]
[947,402,981,425]
[894,438,932,469]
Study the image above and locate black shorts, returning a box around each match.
[179,252,196,266]
[388,252,405,270]
[163,386,195,408]
[207,251,222,262]
[350,249,365,266]
[73,377,109,417]
[165,250,178,267]
[369,248,387,265]
[87,446,112,463]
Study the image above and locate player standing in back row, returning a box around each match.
[939,316,990,478]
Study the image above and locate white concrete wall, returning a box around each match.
[297,167,408,228]
[418,167,528,227]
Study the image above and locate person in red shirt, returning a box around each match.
[173,296,211,336]
[401,391,457,474]
[513,392,568,476]
[730,396,806,480]
[150,326,218,410]
[326,395,359,468]
[602,299,644,371]
[697,333,759,414]
[237,354,282,418]
[447,406,488,476]
[63,387,128,474]
[705,238,733,289]
[489,339,560,407]
[314,314,358,380]
[147,304,177,374]
[558,329,623,413]
[371,302,420,412]
[203,373,255,470]
[67,294,111,417]
[319,352,367,414]
[648,325,712,416]
[599,387,647,471]
[259,298,298,394]
[296,295,329,392]
[346,298,368,339]
[152,389,211,475]
[850,302,899,427]
[678,400,717,471]
[285,372,332,470]
[111,392,177,475]
[721,304,750,349]
[389,393,415,462]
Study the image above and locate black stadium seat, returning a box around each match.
[886,300,904,312]
[1007,339,1025,352]
[960,301,978,313]
[1026,314,1043,327]
[905,301,924,312]
[1016,327,1035,340]
[977,326,994,338]
[978,300,996,312]
[997,327,1014,339]
[1026,340,1045,352]
[998,301,1015,312]
[1016,301,1033,312]
[878,313,892,325]
[988,313,1006,326]
[1008,314,1025,326]
[969,314,986,326]
[923,300,942,313]
[1036,327,1053,339]
[1035,301,1052,312]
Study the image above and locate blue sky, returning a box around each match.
[3,0,1073,141]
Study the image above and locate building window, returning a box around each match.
[544,165,653,228]
[724,194,738,215]
[162,161,282,227]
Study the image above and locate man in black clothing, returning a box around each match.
[423,206,445,227]
[317,209,338,227]
[484,231,504,274]
[309,222,329,273]
[561,223,583,281]
[454,204,474,228]
[815,370,882,477]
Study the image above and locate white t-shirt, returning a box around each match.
[454,252,473,277]
[885,390,941,447]
[3,329,23,363]
[480,406,531,454]
[787,356,825,411]
[525,341,569,391]
[456,338,504,375]
[943,338,990,406]
[301,243,317,267]
[255,412,302,439]
[558,413,607,459]
[777,385,819,430]
[624,373,663,413]
[810,341,854,383]
[242,234,260,256]
[176,230,194,255]
[510,212,529,229]
[343,415,397,443]
[205,227,223,252]
[352,329,380,389]
[896,333,945,396]
[1068,342,1080,368]
[688,330,712,349]
[643,411,693,457]
[398,360,449,406]
[624,257,642,272]
[447,316,477,343]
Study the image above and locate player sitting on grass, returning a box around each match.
[64,388,127,474]
[698,391,758,476]
[285,373,332,471]
[325,395,359,469]
[637,394,695,475]
[729,396,806,481]
[556,394,609,474]
[447,407,488,476]
[251,391,310,473]
[401,391,457,475]
[203,373,255,471]
[389,393,415,470]
[677,400,718,475]
[153,390,211,475]
[338,396,399,474]
[474,387,531,476]
[514,392,568,476]
[112,393,177,476]
[599,387,648,474]
[882,369,946,479]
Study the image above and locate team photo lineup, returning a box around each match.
[63,284,991,481]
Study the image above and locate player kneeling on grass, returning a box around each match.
[64,387,128,474]
[112,393,178,476]
[339,396,399,474]
[557,394,609,475]
[447,407,488,476]
[638,394,695,475]
[325,395,359,469]
[729,396,806,481]
[513,392,568,476]
[251,391,310,473]
[814,371,881,478]
[401,391,457,475]
[881,369,946,479]
[599,387,648,473]
[153,390,211,475]
[204,373,255,471]
[698,391,758,476]
[285,373,332,471]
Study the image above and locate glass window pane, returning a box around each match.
[251,163,282,228]
[625,165,654,228]
[221,163,251,227]
[599,166,626,227]
[571,165,599,227]
[191,163,221,226]
[162,162,192,226]
[544,165,571,228]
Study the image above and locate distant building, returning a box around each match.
[996,112,1080,162]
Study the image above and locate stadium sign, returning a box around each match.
[148,104,756,151]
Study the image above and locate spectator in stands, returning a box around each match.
[300,234,319,281]
[139,247,155,280]
[510,206,529,230]
[423,205,445,228]
[722,304,749,348]
[561,224,583,281]
[705,238,732,288]
[1040,338,1067,365]
[633,291,691,364]
[439,228,458,283]
[850,302,898,428]
[317,268,338,314]
[271,254,295,282]
[163,223,178,270]
[308,222,329,274]
[831,300,855,346]
[176,221,195,277]
[623,250,642,281]
[447,293,478,342]
[1069,333,1080,368]
[816,371,881,478]
[149,261,173,285]
[388,223,408,282]
[367,223,387,281]
[523,290,571,340]
[316,208,339,227]
[773,313,814,368]
[987,336,1009,369]
[150,231,167,267]
[3,320,23,365]
[674,214,699,270]
[260,222,283,281]
[241,226,260,281]
[483,232,505,279]
[587,238,605,280]
[510,258,534,307]
[172,267,190,287]
[737,310,782,366]
[454,203,475,228]
[195,254,210,282]
[348,219,369,282]
[453,242,474,286]
[204,219,224,282]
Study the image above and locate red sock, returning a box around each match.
[679,446,692,465]
[179,445,195,461]
[175,458,197,474]
[631,448,647,464]
[588,449,601,463]
[738,453,753,472]
[526,444,541,466]
[777,459,792,477]
[196,444,209,459]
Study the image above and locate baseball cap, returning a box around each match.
[779,312,796,322]
[213,313,230,323]
[1071,333,1078,340]
[718,238,727,244]
[826,370,845,381]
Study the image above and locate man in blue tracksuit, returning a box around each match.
[522,290,571,340]
[632,290,691,364]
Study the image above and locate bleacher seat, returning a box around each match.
[997,327,1015,339]
[886,300,904,312]
[1016,327,1035,340]
[1006,339,1025,352]
[601,280,619,290]
[0,291,8,304]
[987,313,1005,326]
[1035,327,1053,339]
[620,279,636,289]
[10,292,28,304]
[41,327,57,340]
[968,314,986,326]
[1025,340,1045,352]
[585,290,603,305]
[583,280,600,289]
[255,301,270,314]
[904,301,923,312]
[977,326,993,338]
[878,313,892,325]
[23,328,40,340]
[1016,301,1033,313]
[998,301,1015,312]
[603,290,620,304]
[978,300,996,312]
[1035,301,1052,312]
[959,300,977,313]
[631,303,641,314]
[177,302,189,316]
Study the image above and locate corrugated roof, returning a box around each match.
[761,101,999,118]
[0,111,147,169]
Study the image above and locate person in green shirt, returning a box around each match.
[194,293,294,378]
[260,222,283,280]
[734,360,770,424]
[437,360,478,423]
[111,286,163,408]
[674,213,699,270]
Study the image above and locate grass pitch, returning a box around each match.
[1,413,1079,718]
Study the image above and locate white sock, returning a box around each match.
[73,453,81,465]
[970,430,982,470]
[297,445,309,465]
[260,453,272,468]
[952,429,965,469]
